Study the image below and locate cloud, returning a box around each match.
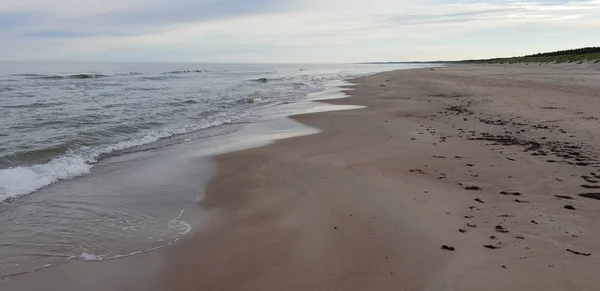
[0,0,599,62]
[22,31,88,39]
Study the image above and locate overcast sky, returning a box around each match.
[1,0,599,63]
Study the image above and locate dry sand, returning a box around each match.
[4,63,600,290]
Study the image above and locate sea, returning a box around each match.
[0,62,435,277]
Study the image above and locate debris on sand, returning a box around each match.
[468,134,541,150]
[484,245,500,249]
[500,191,522,196]
[409,169,425,174]
[566,249,591,256]
[495,225,509,233]
[468,133,598,167]
[474,198,485,203]
[446,105,473,115]
[465,186,481,191]
[581,175,599,183]
[564,205,576,210]
[555,195,574,200]
[441,245,456,251]
[579,193,600,200]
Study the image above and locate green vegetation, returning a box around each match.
[461,47,600,64]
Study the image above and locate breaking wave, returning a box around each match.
[0,114,247,202]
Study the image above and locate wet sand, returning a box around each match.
[4,63,600,290]
[158,63,600,291]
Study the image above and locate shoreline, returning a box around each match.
[0,69,405,287]
[156,63,600,290]
[4,63,600,290]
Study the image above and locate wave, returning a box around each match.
[0,114,247,203]
[115,72,143,76]
[141,76,178,81]
[10,74,46,77]
[198,109,219,117]
[165,99,200,107]
[67,74,110,79]
[163,70,207,75]
[2,101,66,109]
[0,144,71,168]
[233,91,265,105]
[252,77,286,83]
[32,75,65,80]
[11,73,110,80]
[235,97,260,104]
[126,87,169,91]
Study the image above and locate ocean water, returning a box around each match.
[0,62,431,202]
[0,62,434,277]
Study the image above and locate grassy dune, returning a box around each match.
[463,47,600,64]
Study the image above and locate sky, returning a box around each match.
[0,0,599,63]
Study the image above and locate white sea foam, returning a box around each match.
[74,209,191,263]
[169,208,192,236]
[0,114,248,202]
[0,156,92,202]
[80,253,106,261]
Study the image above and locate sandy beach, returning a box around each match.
[4,63,600,290]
